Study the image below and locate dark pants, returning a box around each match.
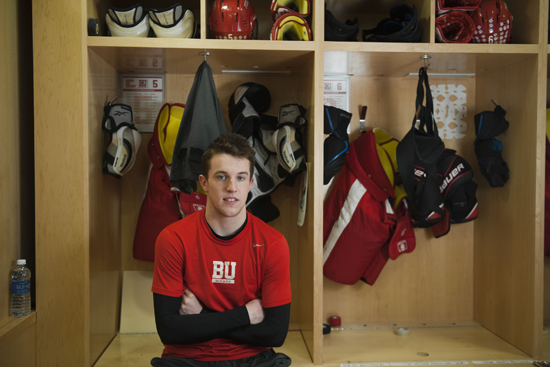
[151,348,292,367]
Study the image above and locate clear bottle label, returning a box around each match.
[12,280,30,295]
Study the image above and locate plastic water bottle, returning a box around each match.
[11,259,31,317]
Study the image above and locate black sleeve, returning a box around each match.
[203,303,291,347]
[153,293,250,345]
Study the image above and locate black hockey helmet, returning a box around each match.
[362,4,422,43]
[325,7,360,42]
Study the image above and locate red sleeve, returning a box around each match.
[261,236,292,308]
[151,227,186,297]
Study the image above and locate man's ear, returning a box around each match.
[198,174,208,192]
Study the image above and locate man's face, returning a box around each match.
[199,153,253,221]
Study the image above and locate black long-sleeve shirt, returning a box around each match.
[153,293,290,347]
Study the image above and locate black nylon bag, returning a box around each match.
[396,67,446,227]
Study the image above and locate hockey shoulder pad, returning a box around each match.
[106,5,150,37]
[247,136,287,206]
[278,103,307,128]
[228,82,271,118]
[258,114,279,154]
[230,97,261,139]
[432,149,478,237]
[149,4,196,38]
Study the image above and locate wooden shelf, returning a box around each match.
[88,37,316,52]
[323,42,539,54]
[0,311,36,348]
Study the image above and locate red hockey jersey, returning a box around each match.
[323,128,416,285]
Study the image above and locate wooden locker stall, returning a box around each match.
[321,0,547,364]
[34,0,322,366]
[32,0,549,366]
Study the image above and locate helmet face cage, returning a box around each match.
[471,0,513,44]
[209,0,257,39]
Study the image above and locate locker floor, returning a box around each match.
[94,321,545,367]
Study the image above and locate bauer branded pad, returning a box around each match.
[149,4,196,38]
[106,5,150,37]
[271,13,312,41]
[431,149,478,238]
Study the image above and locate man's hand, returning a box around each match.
[179,288,203,315]
[245,299,264,325]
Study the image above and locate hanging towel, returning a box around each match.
[170,60,227,193]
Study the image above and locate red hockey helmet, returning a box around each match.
[209,0,257,40]
[471,0,513,44]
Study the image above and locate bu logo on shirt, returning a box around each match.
[212,261,236,284]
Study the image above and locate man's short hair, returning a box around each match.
[201,133,256,179]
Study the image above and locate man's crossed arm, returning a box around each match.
[153,290,290,347]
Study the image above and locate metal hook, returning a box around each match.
[200,51,210,61]
[421,54,431,71]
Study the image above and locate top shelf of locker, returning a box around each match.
[87,36,316,52]
[88,0,544,45]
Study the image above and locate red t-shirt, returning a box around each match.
[152,210,292,361]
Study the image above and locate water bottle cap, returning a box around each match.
[16,259,26,265]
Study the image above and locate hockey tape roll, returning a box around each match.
[323,323,331,335]
[396,327,410,336]
[329,315,341,327]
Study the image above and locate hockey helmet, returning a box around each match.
[106,5,150,37]
[362,4,422,43]
[271,13,312,41]
[209,0,257,40]
[471,0,513,44]
[149,4,196,39]
[435,11,475,43]
[437,0,481,14]
[270,0,311,21]
[325,8,360,42]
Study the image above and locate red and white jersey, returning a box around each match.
[323,129,415,285]
[152,211,291,361]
